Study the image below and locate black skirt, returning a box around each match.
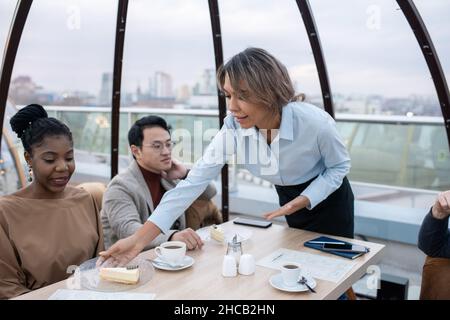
[275,176,354,238]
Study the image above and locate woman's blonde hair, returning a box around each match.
[217,47,304,114]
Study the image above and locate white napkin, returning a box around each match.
[48,289,156,300]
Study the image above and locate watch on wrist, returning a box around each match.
[182,169,190,180]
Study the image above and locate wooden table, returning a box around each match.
[14,222,384,300]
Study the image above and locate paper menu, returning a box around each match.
[257,248,356,283]
[48,289,156,300]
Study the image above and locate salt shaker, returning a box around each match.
[226,234,242,265]
[222,255,237,277]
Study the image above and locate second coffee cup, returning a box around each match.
[155,241,186,265]
[280,262,301,287]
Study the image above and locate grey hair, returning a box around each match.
[217,47,304,114]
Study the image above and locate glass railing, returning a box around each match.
[336,114,450,191]
[3,105,449,205]
[46,106,220,162]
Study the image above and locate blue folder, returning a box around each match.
[304,236,369,260]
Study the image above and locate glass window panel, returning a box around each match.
[0,1,16,57]
[219,0,322,191]
[5,0,117,189]
[219,0,322,107]
[306,0,449,216]
[10,0,117,107]
[1,2,22,194]
[0,101,27,195]
[117,109,221,175]
[336,119,449,209]
[121,0,217,109]
[120,0,219,176]
[55,108,111,184]
[415,0,450,84]
[309,0,442,117]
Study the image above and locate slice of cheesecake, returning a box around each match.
[99,267,140,285]
[210,224,225,242]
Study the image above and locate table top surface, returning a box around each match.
[14,221,385,300]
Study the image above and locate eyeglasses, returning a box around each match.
[141,141,177,152]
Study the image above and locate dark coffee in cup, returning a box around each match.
[165,245,182,249]
[283,264,299,269]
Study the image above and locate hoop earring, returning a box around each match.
[28,166,33,182]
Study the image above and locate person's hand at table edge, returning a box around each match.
[96,221,161,267]
[264,195,310,220]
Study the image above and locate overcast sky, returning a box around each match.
[1,0,449,98]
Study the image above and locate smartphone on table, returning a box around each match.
[233,218,272,228]
[322,242,368,253]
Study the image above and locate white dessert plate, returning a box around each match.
[196,227,252,244]
[77,256,154,292]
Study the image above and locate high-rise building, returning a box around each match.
[98,72,113,106]
[9,76,38,105]
[148,77,155,97]
[154,71,173,98]
[188,69,217,109]
[197,68,216,95]
[176,85,191,102]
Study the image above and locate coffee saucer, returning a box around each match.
[269,273,317,293]
[151,256,195,271]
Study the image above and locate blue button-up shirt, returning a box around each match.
[150,102,351,233]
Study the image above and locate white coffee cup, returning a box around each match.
[238,254,255,276]
[280,262,301,287]
[155,241,186,265]
[222,255,237,277]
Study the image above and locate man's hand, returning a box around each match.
[170,228,204,250]
[264,195,310,220]
[432,190,450,220]
[161,158,188,180]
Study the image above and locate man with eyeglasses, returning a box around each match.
[101,115,219,251]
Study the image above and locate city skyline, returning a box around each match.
[0,0,449,101]
[8,70,442,117]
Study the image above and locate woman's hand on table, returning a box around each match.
[264,195,310,220]
[96,221,163,267]
[96,234,145,267]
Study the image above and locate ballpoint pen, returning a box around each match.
[271,253,283,262]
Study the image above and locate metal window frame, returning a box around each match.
[295,0,335,118]
[110,0,128,178]
[208,0,229,222]
[0,0,32,152]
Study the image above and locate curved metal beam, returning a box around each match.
[111,0,128,178]
[3,128,26,188]
[295,0,334,118]
[208,0,229,222]
[396,0,450,150]
[0,0,33,152]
